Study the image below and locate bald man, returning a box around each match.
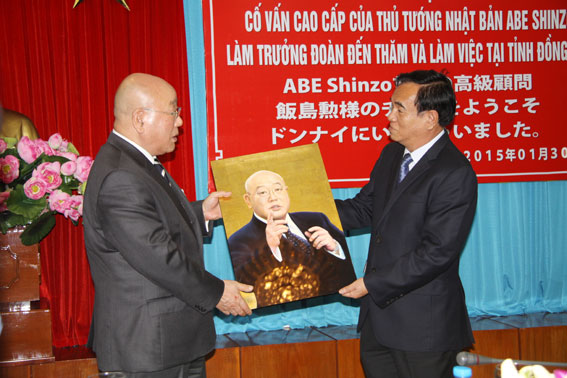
[83,73,252,377]
[228,170,356,307]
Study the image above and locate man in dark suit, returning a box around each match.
[228,170,356,307]
[83,73,252,377]
[337,70,477,378]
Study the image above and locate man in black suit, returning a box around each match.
[228,170,356,307]
[337,70,477,378]
[83,73,252,377]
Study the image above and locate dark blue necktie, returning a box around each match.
[154,159,171,186]
[398,153,413,183]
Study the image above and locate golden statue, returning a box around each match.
[0,108,39,140]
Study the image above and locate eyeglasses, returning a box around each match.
[254,185,286,198]
[143,107,182,119]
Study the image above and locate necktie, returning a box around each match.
[398,153,413,183]
[153,159,171,186]
[284,230,313,254]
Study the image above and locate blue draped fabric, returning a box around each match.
[183,1,567,334]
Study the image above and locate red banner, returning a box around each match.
[203,0,567,188]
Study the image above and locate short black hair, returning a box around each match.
[394,70,456,127]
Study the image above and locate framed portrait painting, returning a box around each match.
[211,144,356,309]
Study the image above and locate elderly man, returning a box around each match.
[83,73,252,377]
[228,170,356,307]
[337,70,477,378]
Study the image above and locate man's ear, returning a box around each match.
[132,108,146,134]
[426,110,439,129]
[243,193,253,209]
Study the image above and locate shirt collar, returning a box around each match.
[404,129,445,167]
[112,129,157,164]
[253,213,306,240]
[253,212,292,225]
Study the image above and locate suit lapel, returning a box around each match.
[107,134,199,239]
[165,172,201,241]
[384,149,403,206]
[377,134,449,227]
[289,213,306,234]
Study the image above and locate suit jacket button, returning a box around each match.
[371,267,376,272]
[375,236,382,244]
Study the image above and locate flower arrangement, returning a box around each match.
[0,133,93,245]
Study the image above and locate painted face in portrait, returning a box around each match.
[244,170,290,221]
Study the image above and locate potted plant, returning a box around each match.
[0,133,93,246]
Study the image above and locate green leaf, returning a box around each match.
[18,158,42,180]
[0,148,18,159]
[66,142,80,155]
[0,212,27,233]
[20,211,56,245]
[61,175,80,189]
[78,180,88,195]
[1,137,18,149]
[6,185,47,219]
[57,183,75,195]
[43,155,70,164]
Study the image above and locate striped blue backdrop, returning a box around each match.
[183,0,567,334]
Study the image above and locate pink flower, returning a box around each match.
[56,151,78,161]
[59,140,69,152]
[35,139,55,156]
[33,162,62,191]
[61,161,77,176]
[74,156,93,182]
[0,139,7,154]
[0,155,20,184]
[64,195,83,221]
[64,208,81,221]
[48,190,70,213]
[17,136,42,163]
[48,133,63,150]
[0,191,10,212]
[23,177,48,200]
[67,195,82,211]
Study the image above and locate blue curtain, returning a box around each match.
[460,181,567,316]
[183,1,567,334]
